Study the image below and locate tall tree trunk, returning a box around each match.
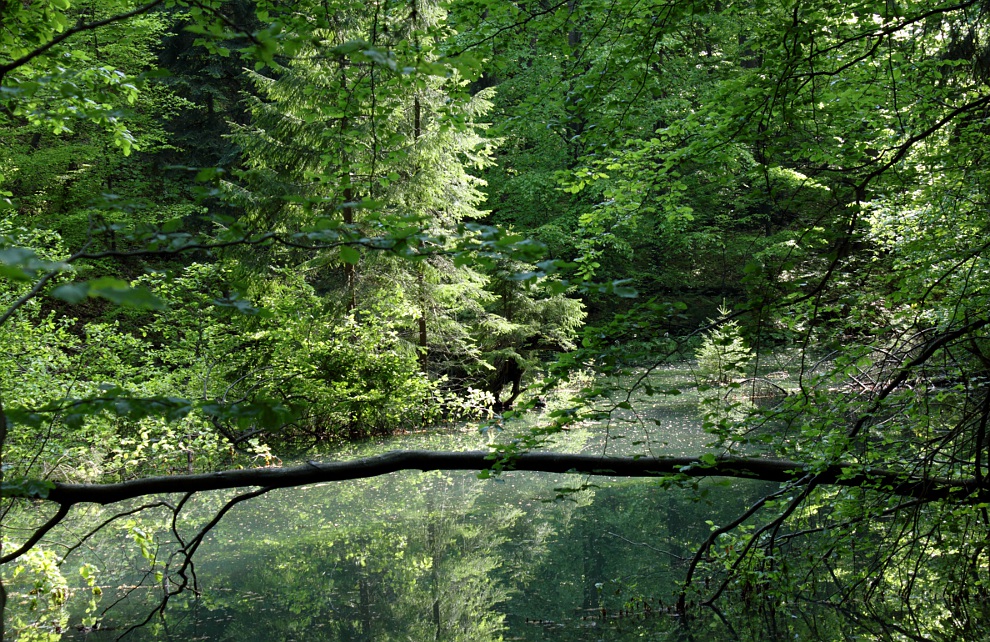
[358,575,372,641]
[567,0,581,52]
[413,93,429,367]
[581,518,604,611]
[427,492,443,641]
[340,62,357,312]
[418,267,428,367]
[0,398,7,641]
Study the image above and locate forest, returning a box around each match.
[1,0,989,639]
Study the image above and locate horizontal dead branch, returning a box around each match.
[40,451,978,506]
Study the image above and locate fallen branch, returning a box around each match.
[38,451,978,506]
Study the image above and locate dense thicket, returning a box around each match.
[2,0,990,639]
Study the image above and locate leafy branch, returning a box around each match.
[0,0,168,84]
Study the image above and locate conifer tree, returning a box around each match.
[228,2,582,404]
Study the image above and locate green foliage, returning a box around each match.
[695,309,753,386]
[0,478,55,500]
[2,547,69,641]
[4,0,990,639]
[51,278,166,309]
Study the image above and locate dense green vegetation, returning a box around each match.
[2,0,990,639]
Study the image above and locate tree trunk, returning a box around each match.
[340,59,357,312]
[414,94,428,368]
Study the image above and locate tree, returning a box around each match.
[0,1,511,635]
[511,0,990,635]
[3,0,990,639]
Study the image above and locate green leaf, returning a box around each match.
[91,281,165,309]
[339,245,361,264]
[195,167,224,182]
[51,282,91,303]
[52,279,167,310]
[4,408,45,428]
[0,247,66,281]
[361,48,396,71]
[331,40,368,56]
[1,478,56,499]
[212,293,267,316]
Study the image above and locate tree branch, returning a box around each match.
[0,503,71,564]
[0,0,168,83]
[34,450,980,506]
[58,500,173,565]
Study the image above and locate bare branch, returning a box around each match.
[33,450,981,507]
[0,503,71,564]
[677,482,797,614]
[0,263,78,328]
[58,500,174,565]
[118,487,272,640]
